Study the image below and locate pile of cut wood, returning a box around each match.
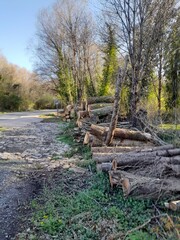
[66,96,180,202]
[92,144,180,200]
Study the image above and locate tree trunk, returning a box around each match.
[106,56,129,145]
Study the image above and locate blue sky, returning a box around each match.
[0,0,56,71]
[0,0,99,72]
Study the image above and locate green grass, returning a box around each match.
[158,123,180,147]
[58,121,92,160]
[159,123,180,130]
[0,126,6,132]
[39,113,57,118]
[17,120,179,240]
[29,173,157,239]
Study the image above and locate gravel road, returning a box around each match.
[0,110,57,128]
[0,116,69,239]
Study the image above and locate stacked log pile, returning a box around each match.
[64,96,180,201]
[59,105,75,121]
[93,144,180,200]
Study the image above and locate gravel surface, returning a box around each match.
[0,121,69,240]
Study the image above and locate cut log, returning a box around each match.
[91,144,174,154]
[113,139,154,147]
[90,124,152,142]
[90,139,153,148]
[99,162,113,172]
[76,119,83,128]
[77,110,90,120]
[165,200,180,211]
[83,132,90,145]
[89,134,104,147]
[157,148,180,157]
[87,96,114,105]
[88,103,113,110]
[92,153,156,166]
[109,170,180,199]
[93,149,180,164]
[90,106,113,118]
[91,146,142,153]
[65,104,73,115]
[90,124,108,140]
[113,129,152,141]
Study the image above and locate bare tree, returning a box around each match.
[34,0,99,104]
[103,0,175,126]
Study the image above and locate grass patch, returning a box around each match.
[29,173,159,239]
[16,120,179,239]
[0,126,6,132]
[157,124,180,147]
[159,123,180,130]
[39,113,57,118]
[58,121,92,160]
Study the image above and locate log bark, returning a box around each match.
[106,57,129,145]
[88,103,113,110]
[90,139,153,148]
[91,144,174,154]
[93,149,180,163]
[87,96,114,105]
[98,162,113,172]
[93,152,157,163]
[157,148,180,157]
[91,146,142,153]
[90,106,113,118]
[90,124,152,142]
[90,124,108,140]
[113,139,154,147]
[113,129,151,141]
[77,110,90,120]
[109,170,180,199]
[89,134,104,147]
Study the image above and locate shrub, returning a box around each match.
[34,95,54,109]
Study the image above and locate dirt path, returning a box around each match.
[0,121,69,240]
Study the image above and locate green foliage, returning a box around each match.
[0,93,22,111]
[127,230,154,240]
[34,94,54,110]
[164,13,180,110]
[99,23,118,96]
[58,122,92,160]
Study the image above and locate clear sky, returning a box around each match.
[0,0,99,72]
[0,0,63,71]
